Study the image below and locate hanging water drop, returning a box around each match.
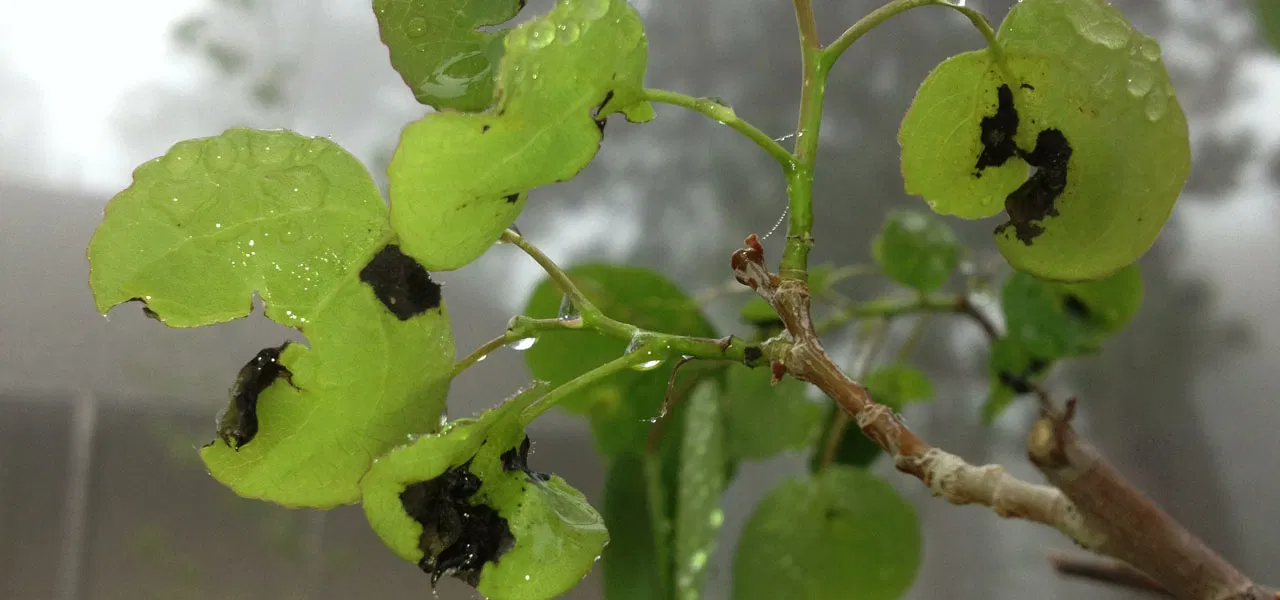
[558,296,579,320]
[633,358,665,371]
[512,337,538,351]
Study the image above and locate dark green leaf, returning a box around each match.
[863,364,935,410]
[361,385,607,599]
[373,0,523,112]
[725,365,822,461]
[1002,264,1143,360]
[1259,0,1280,52]
[675,381,727,600]
[733,466,920,600]
[522,265,718,458]
[872,210,961,293]
[601,454,663,600]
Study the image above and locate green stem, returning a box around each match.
[641,88,794,171]
[501,229,602,321]
[519,343,655,423]
[815,294,959,332]
[450,334,512,379]
[781,50,826,280]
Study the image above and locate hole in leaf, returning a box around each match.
[359,244,442,320]
[215,342,294,450]
[399,461,516,587]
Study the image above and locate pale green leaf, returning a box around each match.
[88,129,453,507]
[873,210,962,293]
[361,386,608,599]
[388,0,653,271]
[899,0,1189,281]
[373,0,524,111]
[733,466,920,600]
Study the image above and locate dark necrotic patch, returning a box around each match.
[359,244,442,320]
[975,84,1020,174]
[500,436,551,482]
[217,342,293,450]
[504,193,520,204]
[997,129,1073,244]
[997,371,1033,395]
[482,124,491,133]
[400,460,516,587]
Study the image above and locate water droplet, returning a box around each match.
[1125,61,1154,96]
[634,358,665,371]
[1143,85,1169,121]
[512,337,538,351]
[419,51,489,100]
[280,220,302,243]
[476,353,488,362]
[578,0,609,20]
[1137,36,1161,61]
[202,136,240,171]
[524,574,531,582]
[1067,7,1131,50]
[558,296,579,320]
[406,17,428,38]
[690,550,708,570]
[528,20,556,48]
[507,27,530,50]
[557,21,582,45]
[249,133,293,166]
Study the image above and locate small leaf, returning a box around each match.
[88,129,453,507]
[522,265,718,457]
[733,466,920,600]
[862,364,935,410]
[676,381,728,600]
[981,381,1020,423]
[1001,264,1143,360]
[1258,0,1280,52]
[373,0,524,112]
[361,386,608,599]
[872,210,961,293]
[601,454,663,600]
[388,0,653,270]
[983,337,1053,423]
[899,0,1189,281]
[724,365,822,461]
[738,297,780,326]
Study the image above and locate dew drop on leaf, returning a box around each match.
[632,358,665,371]
[202,136,240,171]
[406,17,428,39]
[577,0,610,21]
[1144,85,1170,121]
[1125,60,1154,96]
[557,21,582,44]
[529,20,557,49]
[512,337,538,351]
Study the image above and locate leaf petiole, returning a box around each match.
[639,88,795,171]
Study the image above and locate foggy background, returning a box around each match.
[2,0,1279,598]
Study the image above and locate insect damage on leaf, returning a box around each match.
[998,129,1073,244]
[359,244,442,320]
[972,84,1075,245]
[399,460,516,587]
[975,84,1020,174]
[215,343,294,450]
[500,435,551,482]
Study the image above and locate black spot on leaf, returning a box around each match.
[216,343,294,450]
[481,124,491,133]
[1020,83,1035,91]
[1061,294,1090,320]
[500,436,551,482]
[503,193,519,204]
[359,245,442,320]
[743,346,764,367]
[997,129,1073,244]
[400,460,516,587]
[975,84,1020,174]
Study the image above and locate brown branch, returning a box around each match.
[1028,400,1276,600]
[1050,552,1172,597]
[730,235,1277,600]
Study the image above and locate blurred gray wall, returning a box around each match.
[3,0,1280,599]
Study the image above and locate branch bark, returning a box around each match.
[729,234,1276,600]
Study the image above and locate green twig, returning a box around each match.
[641,89,795,171]
[819,318,889,471]
[814,294,959,332]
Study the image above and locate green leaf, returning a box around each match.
[863,364,935,410]
[809,405,880,472]
[733,466,920,600]
[675,381,727,600]
[522,265,718,457]
[87,129,453,507]
[982,381,1020,423]
[899,0,1189,281]
[872,210,961,293]
[1258,0,1280,52]
[361,386,608,599]
[373,0,523,112]
[388,0,653,271]
[601,454,663,600]
[739,297,780,326]
[1002,264,1143,360]
[724,365,822,461]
